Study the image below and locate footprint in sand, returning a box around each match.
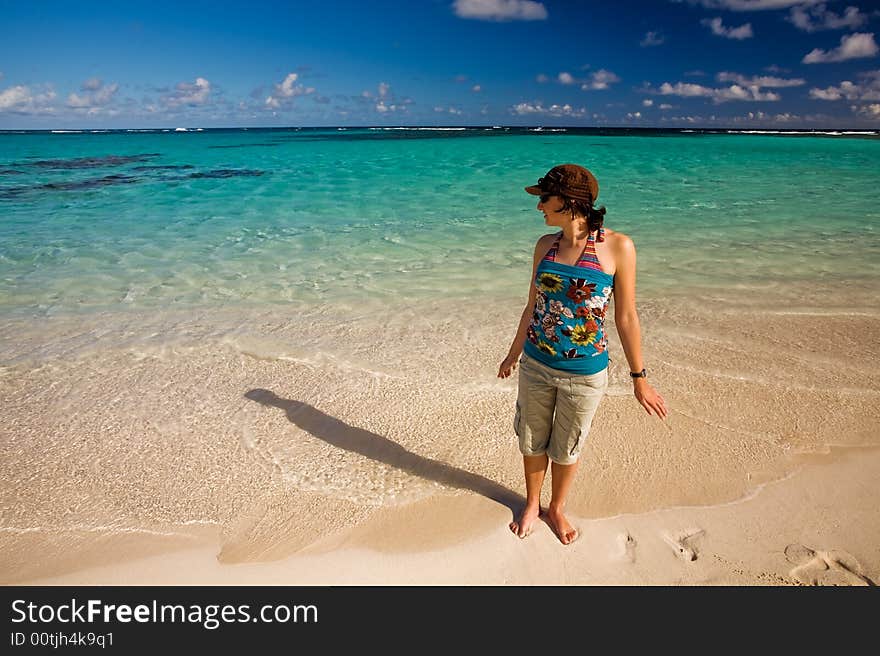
[616,531,637,563]
[662,528,705,562]
[784,544,875,586]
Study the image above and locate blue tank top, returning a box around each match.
[522,228,614,374]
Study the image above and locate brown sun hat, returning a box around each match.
[525,164,599,204]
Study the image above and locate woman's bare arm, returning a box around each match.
[612,233,668,419]
[498,235,555,378]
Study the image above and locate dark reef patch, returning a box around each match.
[21,153,161,169]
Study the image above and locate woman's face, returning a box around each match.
[538,193,565,223]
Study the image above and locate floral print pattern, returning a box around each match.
[537,273,564,293]
[528,270,612,361]
[566,278,595,304]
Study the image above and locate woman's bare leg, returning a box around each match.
[509,454,548,538]
[547,460,580,545]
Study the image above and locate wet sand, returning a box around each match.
[1,293,878,585]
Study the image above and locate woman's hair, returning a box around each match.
[558,196,606,238]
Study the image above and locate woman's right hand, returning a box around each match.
[498,354,520,379]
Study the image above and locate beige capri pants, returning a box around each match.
[514,353,608,465]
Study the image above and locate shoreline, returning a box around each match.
[11,443,878,586]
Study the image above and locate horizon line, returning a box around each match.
[2,125,878,133]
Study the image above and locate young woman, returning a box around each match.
[498,164,667,545]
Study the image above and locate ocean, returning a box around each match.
[2,127,878,322]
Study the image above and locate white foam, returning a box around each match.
[370,127,468,131]
[50,130,82,134]
[726,129,878,136]
[272,352,404,380]
[0,521,217,537]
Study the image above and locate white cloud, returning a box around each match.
[553,70,620,90]
[472,84,482,92]
[581,69,620,90]
[510,102,586,117]
[266,73,314,109]
[626,112,642,119]
[659,82,716,98]
[0,84,57,113]
[659,103,674,109]
[660,109,824,126]
[701,17,754,39]
[661,114,701,123]
[718,85,780,101]
[809,70,880,101]
[67,78,119,109]
[368,82,408,113]
[453,0,547,21]
[852,103,880,118]
[716,72,805,87]
[640,31,665,47]
[163,77,211,108]
[787,3,868,32]
[0,85,31,110]
[657,81,780,102]
[740,110,801,122]
[803,33,879,63]
[643,99,654,107]
[434,106,463,115]
[809,83,853,100]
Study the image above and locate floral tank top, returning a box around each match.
[522,228,613,374]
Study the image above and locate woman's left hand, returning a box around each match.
[633,380,667,420]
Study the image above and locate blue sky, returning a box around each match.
[2,0,879,129]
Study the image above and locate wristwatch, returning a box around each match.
[630,368,647,378]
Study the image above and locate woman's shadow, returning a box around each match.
[244,389,523,519]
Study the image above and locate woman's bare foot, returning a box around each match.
[545,506,579,545]
[509,504,540,539]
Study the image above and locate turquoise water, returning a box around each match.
[2,127,879,318]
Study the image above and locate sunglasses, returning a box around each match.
[539,193,555,204]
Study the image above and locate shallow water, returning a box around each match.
[2,128,878,323]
